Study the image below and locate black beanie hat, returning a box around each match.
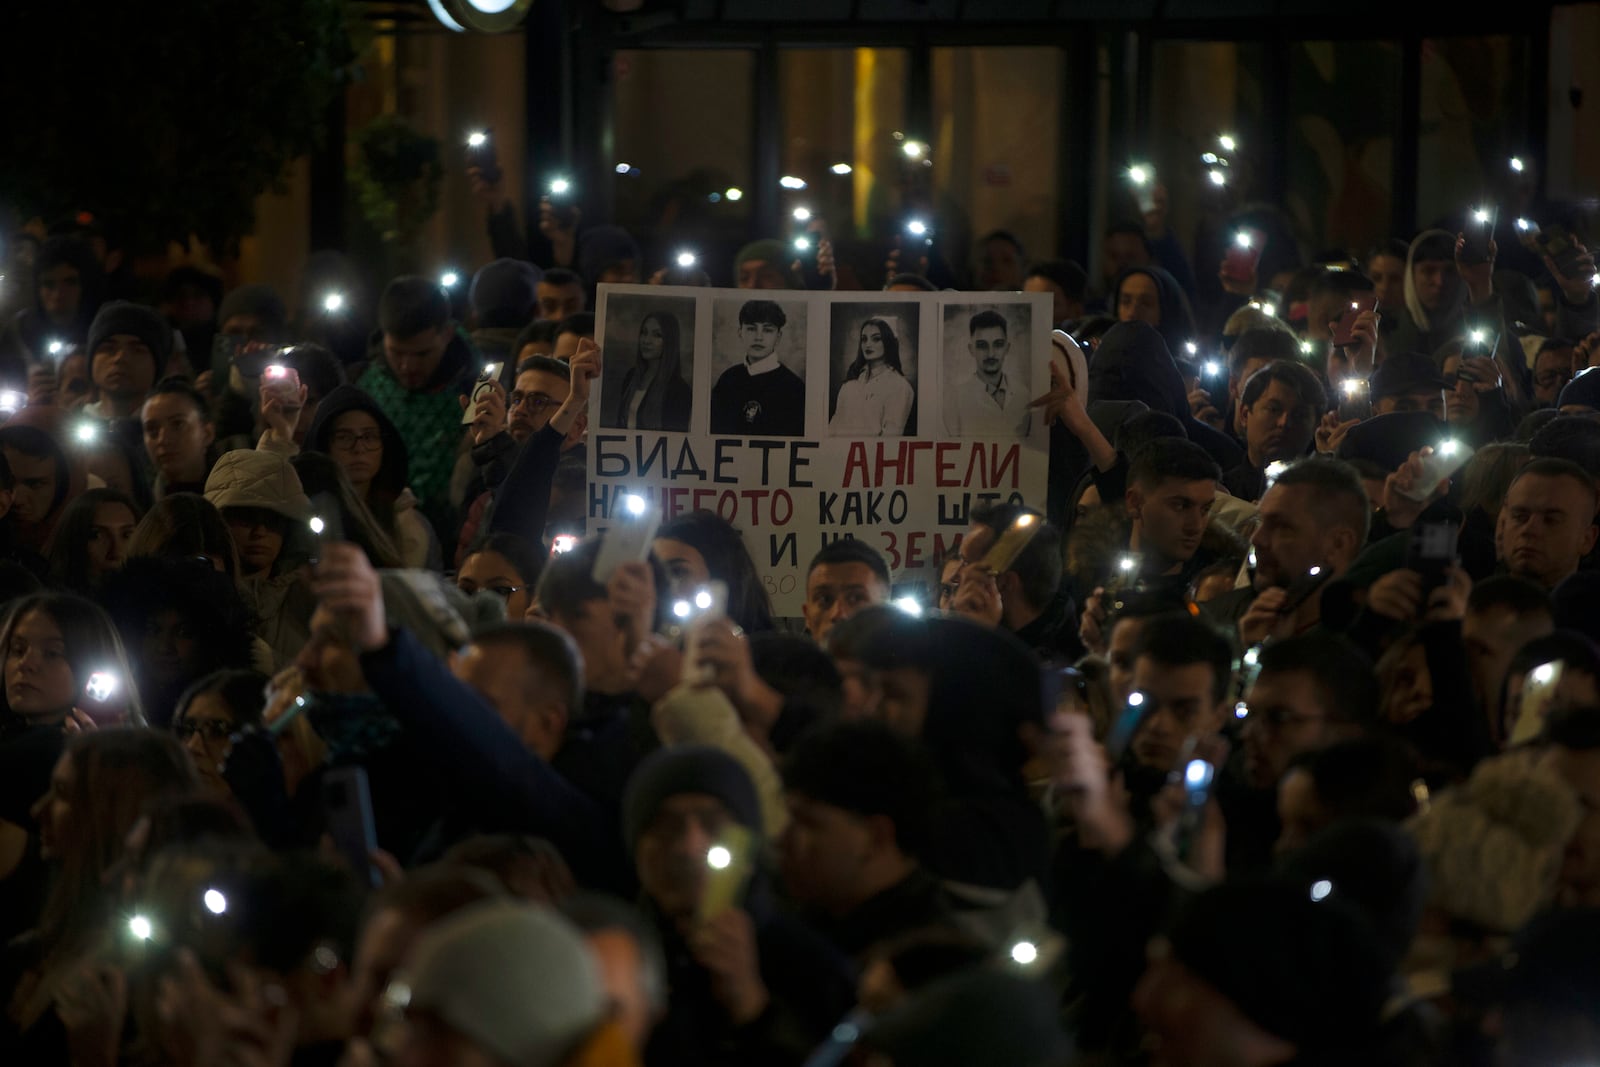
[1369,351,1446,401]
[1275,819,1427,969]
[1165,879,1392,1051]
[87,301,171,369]
[470,258,543,329]
[1557,366,1600,411]
[623,745,761,851]
[217,284,288,337]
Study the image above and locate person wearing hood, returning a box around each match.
[621,745,856,1066]
[1557,365,1600,417]
[0,235,103,381]
[1087,321,1245,475]
[307,384,441,570]
[1111,265,1198,360]
[357,276,477,531]
[82,300,169,423]
[204,448,317,671]
[468,258,542,366]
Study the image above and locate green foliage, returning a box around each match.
[351,114,444,254]
[0,0,351,250]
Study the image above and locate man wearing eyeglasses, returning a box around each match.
[1238,634,1379,791]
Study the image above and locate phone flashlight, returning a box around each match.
[1469,329,1487,345]
[1509,156,1525,173]
[676,251,697,268]
[901,140,927,160]
[1234,231,1253,249]
[905,219,930,239]
[1117,554,1138,574]
[1515,218,1534,233]
[440,270,460,289]
[73,421,99,444]
[322,292,345,314]
[549,177,572,197]
[1218,134,1238,153]
[550,534,578,556]
[204,888,228,916]
[264,364,290,380]
[85,670,119,703]
[1299,340,1315,355]
[892,596,923,617]
[0,390,21,414]
[466,130,488,148]
[621,493,647,518]
[128,915,154,942]
[1184,341,1199,355]
[1472,206,1492,224]
[1204,360,1222,377]
[1342,378,1363,396]
[831,162,853,175]
[1265,460,1289,485]
[1208,170,1227,187]
[1010,940,1039,966]
[1127,165,1151,185]
[1250,300,1277,317]
[793,237,812,253]
[47,340,65,356]
[1439,439,1461,458]
[792,206,812,222]
[309,516,327,536]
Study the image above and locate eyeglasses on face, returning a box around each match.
[330,429,383,452]
[173,718,235,743]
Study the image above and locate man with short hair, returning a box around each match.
[1126,614,1234,775]
[1223,327,1301,437]
[84,301,169,420]
[553,312,595,362]
[1225,360,1325,502]
[710,299,805,436]
[1498,458,1599,590]
[1024,260,1087,326]
[1124,438,1221,579]
[942,309,1031,437]
[1240,634,1379,789]
[358,276,477,522]
[957,502,1079,660]
[142,377,217,496]
[802,539,890,645]
[467,258,541,364]
[452,621,583,763]
[1533,339,1577,407]
[536,267,586,322]
[1207,457,1371,647]
[1463,576,1555,745]
[779,721,950,959]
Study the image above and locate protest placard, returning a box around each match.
[588,284,1051,615]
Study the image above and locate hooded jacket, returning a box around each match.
[1088,321,1245,472]
[204,449,316,671]
[1110,266,1197,360]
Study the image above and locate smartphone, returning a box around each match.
[262,364,301,410]
[233,344,280,380]
[1172,749,1218,862]
[546,177,579,229]
[1199,358,1230,413]
[461,361,505,424]
[323,766,381,888]
[1393,440,1475,503]
[1405,520,1460,598]
[1105,691,1151,762]
[80,669,124,724]
[1222,228,1265,285]
[1127,166,1158,215]
[550,534,579,557]
[1040,665,1089,717]
[1337,378,1372,422]
[981,512,1042,574]
[307,491,345,564]
[591,492,661,584]
[1538,225,1589,279]
[1331,291,1379,347]
[465,129,502,185]
[698,822,755,924]
[1277,564,1333,616]
[1460,205,1498,266]
[1509,661,1565,746]
[1104,553,1142,613]
[0,390,22,417]
[1461,326,1499,363]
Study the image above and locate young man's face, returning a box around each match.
[2,446,58,524]
[383,327,449,391]
[553,330,585,362]
[1128,477,1216,567]
[141,392,215,483]
[802,561,888,644]
[1366,253,1405,310]
[1117,273,1161,327]
[1412,259,1454,311]
[978,238,1025,291]
[634,793,734,923]
[1499,473,1600,589]
[968,326,1009,379]
[1239,380,1315,467]
[1023,276,1075,324]
[536,281,584,322]
[508,368,570,443]
[738,320,782,362]
[1374,387,1445,419]
[93,334,157,399]
[38,263,83,323]
[1534,348,1575,406]
[1127,657,1221,773]
[779,792,877,915]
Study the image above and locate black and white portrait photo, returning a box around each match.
[826,305,918,437]
[940,302,1033,438]
[709,296,808,436]
[598,293,695,432]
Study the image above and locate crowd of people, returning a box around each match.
[0,145,1596,1067]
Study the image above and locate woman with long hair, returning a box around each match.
[290,451,404,570]
[829,317,914,436]
[45,488,142,596]
[125,493,240,581]
[608,311,691,432]
[652,510,775,633]
[1,730,196,1059]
